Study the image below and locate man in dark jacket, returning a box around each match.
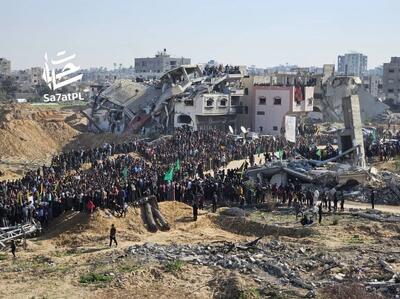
[109,224,117,247]
[11,240,16,258]
[371,189,375,210]
[190,191,198,221]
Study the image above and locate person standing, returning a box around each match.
[190,191,198,221]
[333,191,338,212]
[371,189,375,210]
[11,240,16,258]
[340,192,345,211]
[318,204,323,224]
[87,199,95,215]
[312,189,319,208]
[212,192,218,213]
[109,224,117,247]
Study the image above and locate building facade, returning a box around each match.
[254,86,314,135]
[135,49,190,79]
[383,57,400,104]
[362,75,383,98]
[0,58,11,75]
[337,52,368,77]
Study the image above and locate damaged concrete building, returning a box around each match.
[155,65,245,131]
[240,73,315,134]
[84,64,246,133]
[84,79,161,133]
[313,75,389,123]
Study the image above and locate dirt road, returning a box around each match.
[345,200,400,214]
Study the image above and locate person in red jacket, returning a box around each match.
[87,199,95,215]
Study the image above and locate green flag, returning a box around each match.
[164,167,174,182]
[174,159,181,172]
[372,129,377,142]
[316,149,322,160]
[122,166,128,180]
[274,150,284,160]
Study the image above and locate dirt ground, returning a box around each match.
[0,103,139,180]
[0,201,399,299]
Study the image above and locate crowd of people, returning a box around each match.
[0,126,397,229]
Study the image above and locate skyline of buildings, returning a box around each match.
[0,50,391,76]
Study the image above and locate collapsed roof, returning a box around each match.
[84,64,244,133]
[315,76,389,122]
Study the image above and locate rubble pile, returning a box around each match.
[247,156,400,205]
[351,209,400,223]
[126,240,400,297]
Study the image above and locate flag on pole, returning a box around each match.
[274,150,284,160]
[316,149,322,160]
[372,129,377,142]
[122,166,128,183]
[164,167,174,182]
[122,166,128,180]
[174,159,181,172]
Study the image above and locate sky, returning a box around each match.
[1,0,399,70]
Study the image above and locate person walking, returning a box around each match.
[109,224,118,247]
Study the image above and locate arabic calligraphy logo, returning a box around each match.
[42,50,83,91]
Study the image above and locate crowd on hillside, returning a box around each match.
[0,126,399,228]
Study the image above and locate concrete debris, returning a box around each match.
[351,210,400,223]
[85,64,245,135]
[246,153,400,205]
[124,238,400,297]
[127,240,315,291]
[315,76,389,122]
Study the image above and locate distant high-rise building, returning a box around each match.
[322,64,335,83]
[0,58,11,75]
[134,49,191,79]
[337,52,368,76]
[383,57,400,104]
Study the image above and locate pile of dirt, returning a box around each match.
[0,103,140,179]
[51,208,145,247]
[0,104,80,162]
[46,201,244,248]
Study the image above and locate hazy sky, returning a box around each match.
[1,0,399,70]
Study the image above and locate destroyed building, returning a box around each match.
[84,79,161,133]
[156,65,245,131]
[314,75,389,122]
[85,64,246,133]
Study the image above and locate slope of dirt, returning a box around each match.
[42,202,244,249]
[0,105,80,161]
[48,209,144,248]
[0,104,139,180]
